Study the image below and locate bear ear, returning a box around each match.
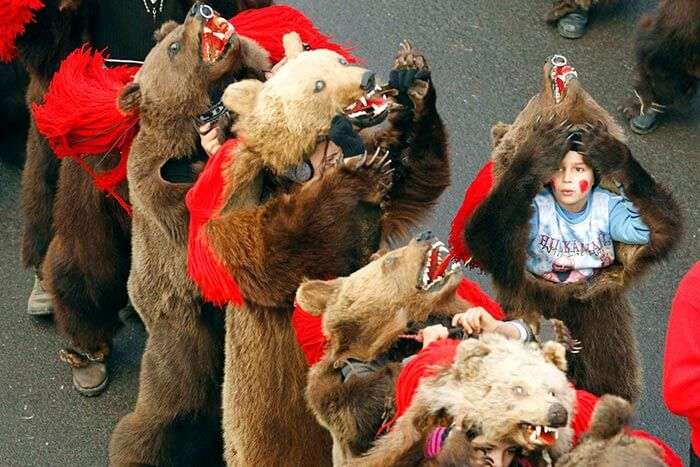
[222,79,263,117]
[490,122,511,148]
[587,395,632,440]
[295,279,343,316]
[154,21,179,43]
[541,341,567,372]
[453,339,490,380]
[282,32,304,60]
[118,82,142,114]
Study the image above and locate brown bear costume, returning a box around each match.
[462,57,682,402]
[186,40,449,465]
[106,8,271,466]
[13,0,270,392]
[621,0,700,131]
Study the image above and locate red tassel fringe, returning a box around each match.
[0,0,45,62]
[291,304,327,366]
[233,5,359,65]
[32,46,139,213]
[448,160,495,269]
[186,139,245,307]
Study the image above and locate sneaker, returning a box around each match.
[59,349,109,397]
[630,110,660,135]
[27,274,53,316]
[558,11,589,39]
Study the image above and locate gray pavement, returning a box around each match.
[0,1,698,465]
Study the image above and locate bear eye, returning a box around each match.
[168,41,181,57]
[338,58,348,66]
[382,256,398,271]
[313,80,326,93]
[512,386,527,397]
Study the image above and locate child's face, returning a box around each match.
[549,150,594,213]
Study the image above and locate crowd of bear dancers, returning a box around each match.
[2,0,699,466]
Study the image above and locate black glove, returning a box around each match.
[329,115,365,158]
[388,68,430,107]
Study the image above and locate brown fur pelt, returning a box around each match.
[465,58,683,401]
[557,395,666,466]
[107,13,271,466]
[545,0,618,23]
[350,335,575,467]
[14,0,272,365]
[359,42,450,245]
[621,0,700,119]
[299,238,470,464]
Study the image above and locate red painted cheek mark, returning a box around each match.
[579,180,590,193]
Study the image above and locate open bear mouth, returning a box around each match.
[549,55,578,104]
[201,15,235,63]
[417,240,461,291]
[344,85,390,128]
[521,423,559,446]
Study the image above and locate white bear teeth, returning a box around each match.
[419,240,460,291]
[345,85,389,120]
[528,425,559,444]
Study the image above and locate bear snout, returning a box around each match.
[547,402,568,427]
[360,71,376,91]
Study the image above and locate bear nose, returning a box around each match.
[190,2,215,21]
[415,230,434,243]
[360,71,376,91]
[547,403,568,427]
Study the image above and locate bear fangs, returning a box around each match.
[418,241,460,291]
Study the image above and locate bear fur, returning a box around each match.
[621,0,700,121]
[107,12,271,466]
[185,37,449,466]
[465,57,683,401]
[349,334,575,466]
[299,237,574,464]
[190,33,391,467]
[557,395,666,467]
[14,0,270,371]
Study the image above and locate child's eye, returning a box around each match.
[576,167,584,172]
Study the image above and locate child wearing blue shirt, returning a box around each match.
[526,149,650,283]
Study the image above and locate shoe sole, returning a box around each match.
[27,308,53,317]
[73,374,109,397]
[558,27,586,39]
[631,121,658,135]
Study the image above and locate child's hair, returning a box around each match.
[568,130,600,187]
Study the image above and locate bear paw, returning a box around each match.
[619,94,642,121]
[338,148,394,205]
[577,121,629,173]
[389,41,432,111]
[523,115,574,182]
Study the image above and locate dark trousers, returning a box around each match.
[691,445,700,467]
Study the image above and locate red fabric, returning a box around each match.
[185,139,245,306]
[448,161,494,268]
[456,277,504,321]
[31,47,138,214]
[393,338,461,423]
[663,261,700,457]
[0,0,45,62]
[292,304,327,366]
[232,5,359,65]
[291,278,504,368]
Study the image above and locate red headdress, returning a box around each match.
[448,160,495,269]
[0,0,45,62]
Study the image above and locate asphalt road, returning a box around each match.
[0,1,698,465]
